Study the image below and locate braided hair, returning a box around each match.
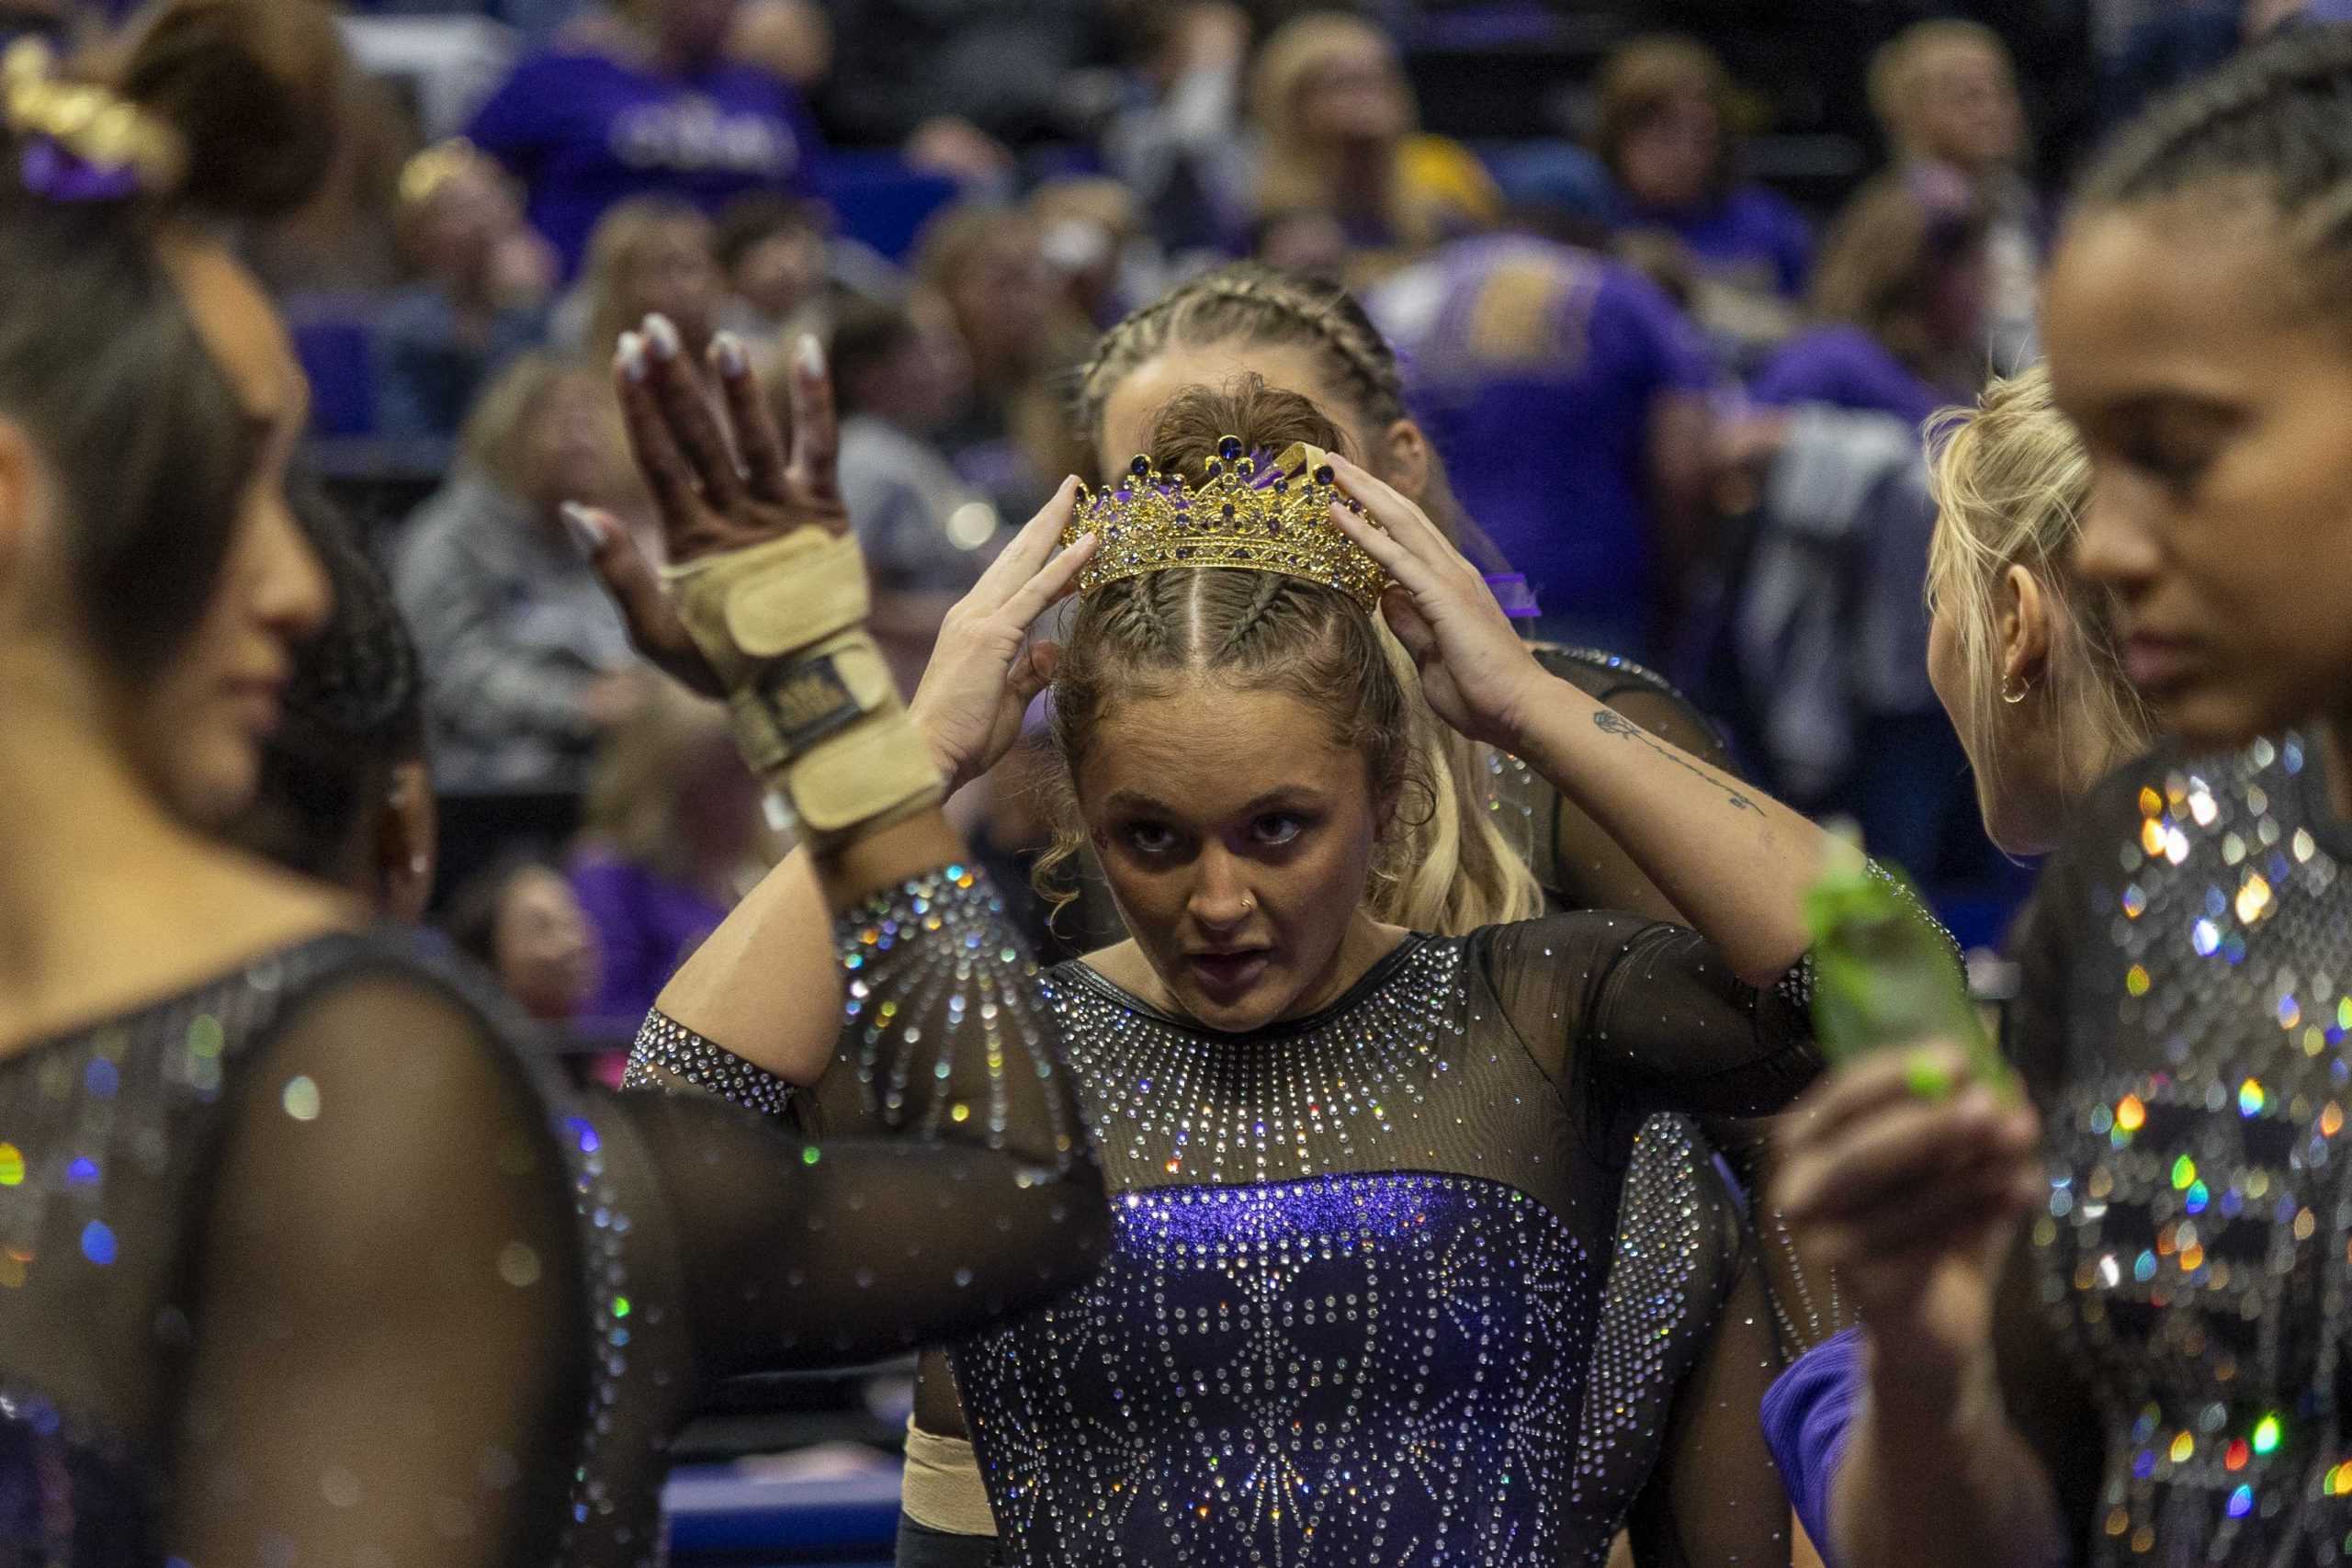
[1074,261,1515,580]
[1041,377,1544,938]
[1076,262,1407,446]
[2076,24,2352,275]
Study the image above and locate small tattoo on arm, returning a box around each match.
[1590,709,1761,813]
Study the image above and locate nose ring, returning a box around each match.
[1239,896,1255,914]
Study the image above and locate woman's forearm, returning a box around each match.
[1508,673,1834,982]
[1835,1344,2067,1568]
[652,809,966,1089]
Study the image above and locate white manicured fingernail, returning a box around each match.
[560,502,602,555]
[643,313,682,360]
[796,333,825,378]
[616,333,647,382]
[712,332,748,376]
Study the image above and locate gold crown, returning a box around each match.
[1064,439,1390,611]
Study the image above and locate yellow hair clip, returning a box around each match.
[3,38,187,201]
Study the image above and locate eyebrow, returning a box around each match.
[1102,785,1332,817]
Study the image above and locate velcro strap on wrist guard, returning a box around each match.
[665,530,942,840]
[661,527,870,691]
[727,630,898,774]
[779,705,944,837]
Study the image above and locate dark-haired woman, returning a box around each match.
[445,852,603,1027]
[1774,28,2352,1568]
[0,10,1104,1566]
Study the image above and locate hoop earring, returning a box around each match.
[2001,674,2031,705]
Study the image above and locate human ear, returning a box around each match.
[1378,418,1431,501]
[2000,563,2052,693]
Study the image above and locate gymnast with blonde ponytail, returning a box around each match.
[1077,261,1751,937]
[592,351,1919,1564]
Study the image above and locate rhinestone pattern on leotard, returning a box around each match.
[626,865,1080,1173]
[2029,736,2352,1565]
[948,935,1748,1567]
[0,934,657,1568]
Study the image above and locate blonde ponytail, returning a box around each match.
[1364,620,1544,933]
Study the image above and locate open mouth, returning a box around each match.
[1186,950,1271,998]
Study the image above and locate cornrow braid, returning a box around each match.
[1076,263,1408,451]
[1096,576,1175,658]
[1136,575,1181,655]
[1214,570,1294,661]
[2079,25,2352,266]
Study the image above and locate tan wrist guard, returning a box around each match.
[662,530,943,838]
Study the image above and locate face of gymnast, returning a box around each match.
[1078,673,1399,1035]
[1057,373,1416,1039]
[2047,197,2352,757]
[0,231,329,830]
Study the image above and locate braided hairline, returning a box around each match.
[1076,266,1407,446]
[1213,570,1295,661]
[2083,27,2352,221]
[1109,568,1307,665]
[1182,272,1402,421]
[1100,575,1177,658]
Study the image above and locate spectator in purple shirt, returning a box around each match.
[1751,170,1993,432]
[1372,231,1719,660]
[468,0,824,278]
[570,683,779,1033]
[1597,36,1814,301]
[1594,35,1814,376]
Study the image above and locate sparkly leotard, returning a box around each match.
[2007,736,2352,1566]
[646,910,1821,1567]
[0,866,1098,1568]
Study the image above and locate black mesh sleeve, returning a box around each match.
[163,975,590,1568]
[1477,912,1822,1122]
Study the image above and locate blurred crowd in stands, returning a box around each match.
[7,0,2342,1042]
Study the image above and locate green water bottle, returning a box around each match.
[1803,829,2014,1101]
